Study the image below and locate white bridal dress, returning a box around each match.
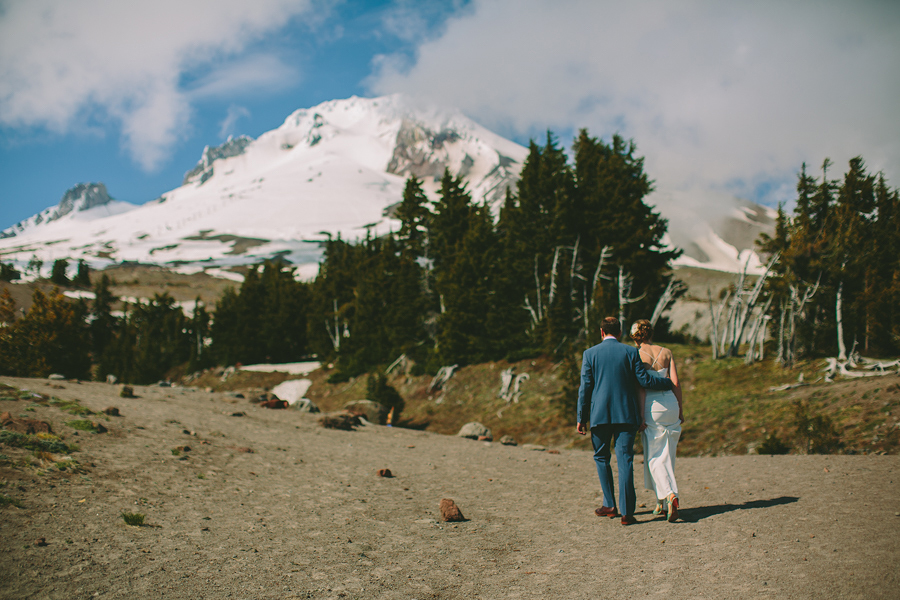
[642,365,681,501]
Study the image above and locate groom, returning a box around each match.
[576,317,673,525]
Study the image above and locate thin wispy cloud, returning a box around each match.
[368,0,900,212]
[0,0,317,171]
[219,106,252,140]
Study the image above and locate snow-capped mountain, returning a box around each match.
[1,183,136,240]
[0,94,774,279]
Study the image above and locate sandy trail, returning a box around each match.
[1,376,898,599]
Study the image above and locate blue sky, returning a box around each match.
[2,0,898,230]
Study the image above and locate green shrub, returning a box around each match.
[0,493,24,508]
[757,433,791,455]
[122,512,145,526]
[0,430,74,453]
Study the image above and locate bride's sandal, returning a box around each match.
[667,494,679,523]
[652,501,666,516]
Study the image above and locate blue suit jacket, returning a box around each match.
[576,338,673,427]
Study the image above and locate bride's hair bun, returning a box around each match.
[630,319,653,343]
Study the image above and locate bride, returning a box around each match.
[631,319,684,522]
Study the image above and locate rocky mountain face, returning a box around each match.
[183,135,254,186]
[2,183,116,239]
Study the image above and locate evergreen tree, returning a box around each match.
[395,175,431,259]
[73,260,91,287]
[90,274,117,366]
[0,289,90,379]
[50,259,69,286]
[437,202,498,364]
[0,262,20,282]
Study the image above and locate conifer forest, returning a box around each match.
[1,132,898,385]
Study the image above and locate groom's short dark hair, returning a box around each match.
[600,317,621,337]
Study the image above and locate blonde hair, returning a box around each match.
[630,319,653,344]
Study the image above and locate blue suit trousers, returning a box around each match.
[591,424,637,516]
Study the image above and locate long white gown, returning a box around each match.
[642,366,681,500]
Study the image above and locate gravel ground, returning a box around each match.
[1,376,898,599]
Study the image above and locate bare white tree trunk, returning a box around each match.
[744,296,773,365]
[708,288,731,360]
[777,302,786,364]
[617,265,646,331]
[590,246,612,309]
[325,298,342,352]
[548,246,561,306]
[836,278,847,361]
[650,280,686,328]
[730,252,780,356]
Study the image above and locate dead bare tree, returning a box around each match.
[707,287,731,360]
[744,296,773,365]
[835,258,849,361]
[617,265,646,331]
[781,274,822,368]
[650,279,687,329]
[729,252,780,357]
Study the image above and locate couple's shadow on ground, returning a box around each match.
[637,496,800,523]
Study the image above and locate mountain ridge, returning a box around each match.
[0,95,774,279]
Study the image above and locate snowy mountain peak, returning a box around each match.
[183,135,254,186]
[2,182,134,239]
[0,94,773,278]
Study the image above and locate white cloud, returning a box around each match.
[219,105,251,140]
[0,0,316,170]
[368,0,900,209]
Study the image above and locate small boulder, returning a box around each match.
[120,386,135,399]
[34,538,48,547]
[439,498,466,522]
[457,422,491,440]
[260,399,289,409]
[319,412,361,431]
[290,399,320,413]
[522,444,546,452]
[499,435,517,446]
[0,412,53,435]
[251,392,279,404]
[48,374,65,381]
[103,407,121,417]
[377,469,393,478]
[344,400,387,424]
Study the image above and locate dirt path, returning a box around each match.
[1,376,898,599]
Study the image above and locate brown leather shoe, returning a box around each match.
[621,515,637,525]
[594,506,620,518]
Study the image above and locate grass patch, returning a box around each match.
[0,430,76,453]
[66,420,97,431]
[65,420,106,433]
[50,397,93,416]
[122,512,145,526]
[0,493,24,508]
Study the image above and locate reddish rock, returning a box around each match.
[477,435,492,442]
[103,407,121,416]
[1,412,53,434]
[260,399,289,409]
[236,447,253,453]
[440,498,466,522]
[377,469,393,478]
[91,422,108,434]
[34,538,48,547]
